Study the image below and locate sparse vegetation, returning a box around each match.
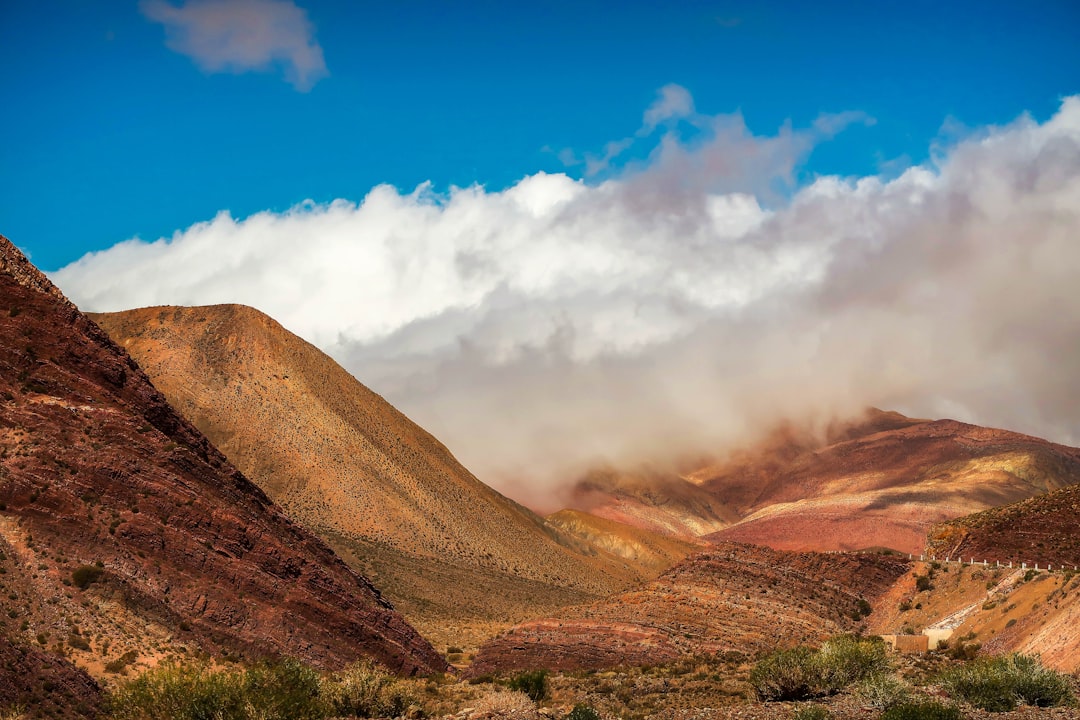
[938,652,1075,711]
[506,668,550,702]
[71,564,103,589]
[564,703,601,720]
[750,635,889,701]
[880,699,961,720]
[791,704,831,720]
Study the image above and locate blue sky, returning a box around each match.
[2,0,1078,271]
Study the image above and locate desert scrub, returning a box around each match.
[322,659,416,718]
[880,700,961,720]
[564,703,601,720]
[854,672,910,710]
[751,635,889,701]
[791,704,831,719]
[71,564,103,589]
[505,668,550,702]
[938,653,1075,711]
[109,659,329,720]
[472,689,539,719]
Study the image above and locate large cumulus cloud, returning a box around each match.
[53,93,1080,506]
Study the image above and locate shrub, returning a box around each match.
[915,575,933,592]
[323,659,414,718]
[816,635,889,693]
[71,564,103,589]
[242,658,327,719]
[565,703,601,720]
[791,704,831,720]
[880,700,961,720]
[111,659,333,720]
[939,653,1075,711]
[105,650,137,674]
[855,672,910,710]
[109,662,247,720]
[506,668,549,702]
[751,636,889,701]
[473,689,539,719]
[750,646,823,701]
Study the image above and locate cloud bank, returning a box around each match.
[141,0,327,90]
[54,93,1080,506]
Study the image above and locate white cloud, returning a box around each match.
[53,93,1080,508]
[141,0,327,91]
[643,83,695,129]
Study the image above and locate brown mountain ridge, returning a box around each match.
[92,304,653,650]
[0,235,445,690]
[571,409,1080,555]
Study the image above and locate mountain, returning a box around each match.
[926,482,1080,570]
[544,509,701,574]
[92,304,645,650]
[470,543,910,674]
[0,235,445,681]
[569,410,1080,554]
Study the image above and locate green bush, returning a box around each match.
[816,635,889,692]
[506,668,550,702]
[565,703,601,720]
[242,658,326,719]
[880,700,961,720]
[750,646,823,701]
[855,672,910,710]
[939,653,1075,711]
[110,659,333,720]
[791,704,831,720]
[323,659,414,718]
[751,636,889,701]
[109,662,247,720]
[71,564,103,589]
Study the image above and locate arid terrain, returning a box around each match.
[93,305,657,649]
[573,410,1080,555]
[4,234,1080,718]
[470,543,910,674]
[0,236,444,713]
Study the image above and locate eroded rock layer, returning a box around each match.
[0,235,445,677]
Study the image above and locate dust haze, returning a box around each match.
[52,91,1080,508]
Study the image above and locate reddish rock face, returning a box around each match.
[0,635,102,718]
[470,542,909,674]
[0,235,446,676]
[927,482,1080,568]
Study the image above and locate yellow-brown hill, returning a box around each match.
[0,235,445,706]
[93,305,647,649]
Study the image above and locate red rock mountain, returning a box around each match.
[92,304,647,651]
[471,543,910,674]
[0,235,445,683]
[926,482,1080,570]
[572,410,1080,554]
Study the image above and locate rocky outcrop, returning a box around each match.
[0,235,446,677]
[470,543,909,674]
[926,483,1080,568]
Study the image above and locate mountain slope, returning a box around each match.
[704,414,1080,553]
[0,235,445,679]
[92,304,642,648]
[926,482,1080,570]
[568,410,1080,554]
[471,543,909,673]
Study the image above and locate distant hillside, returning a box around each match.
[926,482,1080,568]
[0,235,445,683]
[568,409,1080,554]
[471,543,909,674]
[93,305,647,649]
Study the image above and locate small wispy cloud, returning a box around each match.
[643,83,696,130]
[141,0,328,91]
